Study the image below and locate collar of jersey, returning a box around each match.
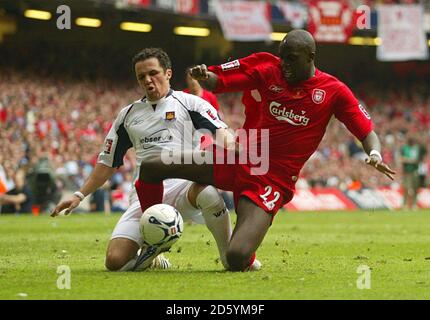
[142,89,174,105]
[284,68,322,89]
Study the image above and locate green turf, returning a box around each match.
[0,210,429,300]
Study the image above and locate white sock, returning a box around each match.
[195,186,232,269]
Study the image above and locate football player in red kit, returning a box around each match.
[135,30,395,271]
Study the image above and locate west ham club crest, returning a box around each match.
[165,111,176,121]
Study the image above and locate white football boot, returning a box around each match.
[150,254,171,269]
[249,258,262,271]
[133,245,171,271]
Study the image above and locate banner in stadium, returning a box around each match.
[0,166,8,194]
[125,0,199,14]
[377,4,429,61]
[277,1,307,29]
[285,187,430,211]
[284,188,357,211]
[155,0,200,15]
[307,0,356,43]
[378,187,430,210]
[424,12,430,32]
[213,0,272,41]
[126,0,151,7]
[345,188,390,210]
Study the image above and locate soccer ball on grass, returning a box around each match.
[139,204,183,248]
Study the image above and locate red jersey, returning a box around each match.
[241,90,262,130]
[209,52,373,192]
[183,88,220,111]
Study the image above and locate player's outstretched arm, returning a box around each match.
[189,64,218,91]
[51,163,116,217]
[361,131,396,180]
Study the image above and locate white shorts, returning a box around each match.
[111,179,204,247]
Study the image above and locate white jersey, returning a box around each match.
[97,89,227,204]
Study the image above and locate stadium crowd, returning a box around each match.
[0,68,428,213]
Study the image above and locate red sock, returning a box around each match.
[134,179,164,213]
[243,252,256,272]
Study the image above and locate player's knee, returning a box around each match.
[226,248,251,272]
[105,251,129,271]
[195,185,226,215]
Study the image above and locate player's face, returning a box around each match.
[279,47,313,84]
[135,58,172,101]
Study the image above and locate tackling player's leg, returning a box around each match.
[135,152,215,217]
[226,196,272,271]
[139,152,215,184]
[136,151,262,272]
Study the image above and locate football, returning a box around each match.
[139,204,184,248]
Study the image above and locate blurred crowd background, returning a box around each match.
[1,66,428,213]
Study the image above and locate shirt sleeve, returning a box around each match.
[333,84,373,141]
[97,105,133,168]
[208,52,278,94]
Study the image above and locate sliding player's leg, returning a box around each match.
[107,201,170,271]
[105,238,139,271]
[132,178,230,271]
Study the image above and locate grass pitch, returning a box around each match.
[0,210,429,300]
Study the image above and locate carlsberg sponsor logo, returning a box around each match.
[269,101,310,126]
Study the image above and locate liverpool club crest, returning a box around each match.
[312,89,326,104]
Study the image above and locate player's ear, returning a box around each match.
[309,52,315,62]
[166,69,172,80]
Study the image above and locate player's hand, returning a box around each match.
[50,196,81,217]
[189,64,209,80]
[365,155,396,180]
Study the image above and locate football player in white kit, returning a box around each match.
[51,48,250,272]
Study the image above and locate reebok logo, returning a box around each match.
[269,85,284,93]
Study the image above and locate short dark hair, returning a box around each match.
[132,48,172,71]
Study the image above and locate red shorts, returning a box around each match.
[213,156,293,216]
